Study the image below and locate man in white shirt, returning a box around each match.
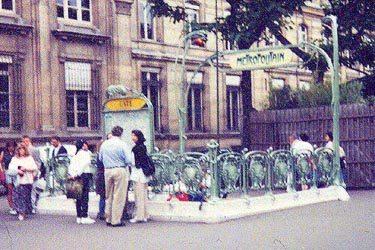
[289,133,314,191]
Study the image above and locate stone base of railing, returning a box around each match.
[37,186,349,223]
[147,186,349,223]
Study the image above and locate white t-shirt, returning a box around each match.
[291,139,314,155]
[325,141,346,158]
[68,149,92,177]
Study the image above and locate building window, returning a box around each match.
[141,70,161,130]
[57,0,91,22]
[299,80,310,90]
[139,1,155,40]
[186,2,199,24]
[271,78,285,89]
[0,62,10,127]
[298,24,308,43]
[187,71,203,131]
[0,0,14,11]
[65,62,91,128]
[226,75,240,131]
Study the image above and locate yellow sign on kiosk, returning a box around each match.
[105,98,147,111]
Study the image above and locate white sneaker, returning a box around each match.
[81,217,95,224]
[32,209,36,214]
[18,214,24,221]
[9,209,17,215]
[129,217,148,223]
[76,217,82,224]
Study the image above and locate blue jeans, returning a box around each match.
[76,173,92,218]
[98,195,106,218]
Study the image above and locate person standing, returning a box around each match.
[129,130,151,223]
[99,126,132,227]
[289,133,314,191]
[21,135,42,214]
[0,141,17,215]
[68,139,95,225]
[7,143,38,221]
[324,131,347,184]
[96,133,113,220]
[50,136,68,158]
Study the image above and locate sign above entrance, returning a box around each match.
[104,98,147,111]
[226,48,294,71]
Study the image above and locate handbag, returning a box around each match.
[142,155,155,177]
[65,178,83,199]
[35,178,47,193]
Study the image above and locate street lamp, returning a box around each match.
[174,29,208,154]
[322,15,345,187]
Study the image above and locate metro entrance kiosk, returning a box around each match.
[102,88,155,153]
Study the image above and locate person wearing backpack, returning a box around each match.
[129,130,152,223]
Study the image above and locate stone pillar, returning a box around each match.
[113,0,134,87]
[37,0,54,132]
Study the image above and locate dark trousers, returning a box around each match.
[76,173,92,218]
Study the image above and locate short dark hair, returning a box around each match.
[111,126,123,137]
[326,131,333,141]
[51,135,61,142]
[131,130,146,143]
[75,139,88,154]
[300,133,309,142]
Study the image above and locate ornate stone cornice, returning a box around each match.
[0,22,33,36]
[115,0,134,16]
[52,29,111,45]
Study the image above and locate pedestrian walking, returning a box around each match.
[68,139,95,225]
[129,130,151,223]
[7,143,38,221]
[99,126,132,227]
[0,141,17,215]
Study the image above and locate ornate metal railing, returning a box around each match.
[42,141,336,199]
[147,142,336,200]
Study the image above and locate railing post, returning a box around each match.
[241,148,249,197]
[266,148,273,195]
[207,140,220,200]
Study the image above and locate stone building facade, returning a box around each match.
[0,0,361,150]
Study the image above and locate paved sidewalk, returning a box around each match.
[0,190,374,250]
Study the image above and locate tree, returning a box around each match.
[149,0,311,148]
[149,0,375,147]
[322,0,375,97]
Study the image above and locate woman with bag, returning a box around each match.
[68,139,95,225]
[7,143,38,221]
[0,141,17,215]
[129,130,151,223]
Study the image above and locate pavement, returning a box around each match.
[0,190,374,250]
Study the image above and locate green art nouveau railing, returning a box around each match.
[148,141,335,200]
[42,141,335,199]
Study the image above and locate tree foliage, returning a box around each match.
[267,81,366,110]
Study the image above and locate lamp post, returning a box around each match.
[323,15,345,187]
[174,29,207,154]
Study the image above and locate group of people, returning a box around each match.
[67,126,151,226]
[0,127,152,226]
[288,131,347,191]
[0,136,45,221]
